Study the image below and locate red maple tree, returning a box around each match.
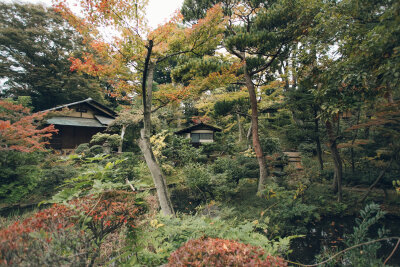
[0,100,57,152]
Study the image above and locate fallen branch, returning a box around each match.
[360,155,394,203]
[384,238,400,265]
[286,237,400,267]
[126,179,136,192]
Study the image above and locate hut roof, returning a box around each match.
[43,98,116,117]
[175,122,222,134]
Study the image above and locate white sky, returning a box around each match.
[0,0,184,29]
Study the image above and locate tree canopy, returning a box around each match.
[0,3,105,111]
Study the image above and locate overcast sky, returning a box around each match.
[0,0,184,29]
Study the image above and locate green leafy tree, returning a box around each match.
[54,0,226,215]
[182,0,319,192]
[296,0,400,201]
[0,3,105,111]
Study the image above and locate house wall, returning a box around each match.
[190,129,214,143]
[50,126,103,149]
[191,130,214,134]
[67,104,96,118]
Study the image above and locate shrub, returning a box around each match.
[343,203,388,267]
[162,135,204,166]
[168,237,288,267]
[75,143,90,154]
[0,191,140,266]
[0,151,44,203]
[298,142,316,157]
[89,144,104,155]
[184,163,237,200]
[237,155,259,178]
[260,137,282,155]
[40,165,78,196]
[211,156,245,184]
[134,213,294,266]
[90,132,120,149]
[184,163,213,194]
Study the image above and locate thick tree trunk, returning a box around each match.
[138,130,174,215]
[243,66,269,193]
[326,120,342,202]
[140,43,174,216]
[118,124,126,153]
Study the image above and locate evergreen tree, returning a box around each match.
[0,3,105,111]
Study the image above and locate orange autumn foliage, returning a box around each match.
[0,191,140,266]
[53,0,226,103]
[0,100,57,152]
[168,237,288,267]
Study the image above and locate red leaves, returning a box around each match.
[0,191,139,265]
[168,237,288,267]
[0,100,58,152]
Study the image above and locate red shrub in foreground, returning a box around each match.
[0,191,139,266]
[168,237,288,267]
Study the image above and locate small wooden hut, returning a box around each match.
[43,98,116,150]
[175,123,221,144]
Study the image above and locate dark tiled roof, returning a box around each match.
[46,116,107,127]
[43,98,116,117]
[175,122,221,134]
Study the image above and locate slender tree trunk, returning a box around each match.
[350,109,361,174]
[314,108,323,170]
[237,113,243,143]
[118,124,126,153]
[360,156,394,203]
[326,120,342,202]
[247,121,252,148]
[243,64,269,193]
[139,42,174,216]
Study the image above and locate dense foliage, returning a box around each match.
[168,237,287,266]
[0,191,140,266]
[0,0,399,266]
[0,3,105,111]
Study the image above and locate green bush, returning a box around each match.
[130,214,295,266]
[40,165,78,196]
[0,151,44,204]
[75,143,90,154]
[298,142,316,157]
[89,145,104,156]
[316,203,388,266]
[211,156,246,184]
[260,137,282,155]
[184,163,238,200]
[90,132,120,149]
[162,135,204,166]
[183,163,213,194]
[237,155,259,178]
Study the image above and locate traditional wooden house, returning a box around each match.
[175,123,221,144]
[43,98,116,150]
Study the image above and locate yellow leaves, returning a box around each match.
[241,148,256,158]
[150,130,169,160]
[293,183,307,200]
[149,219,164,228]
